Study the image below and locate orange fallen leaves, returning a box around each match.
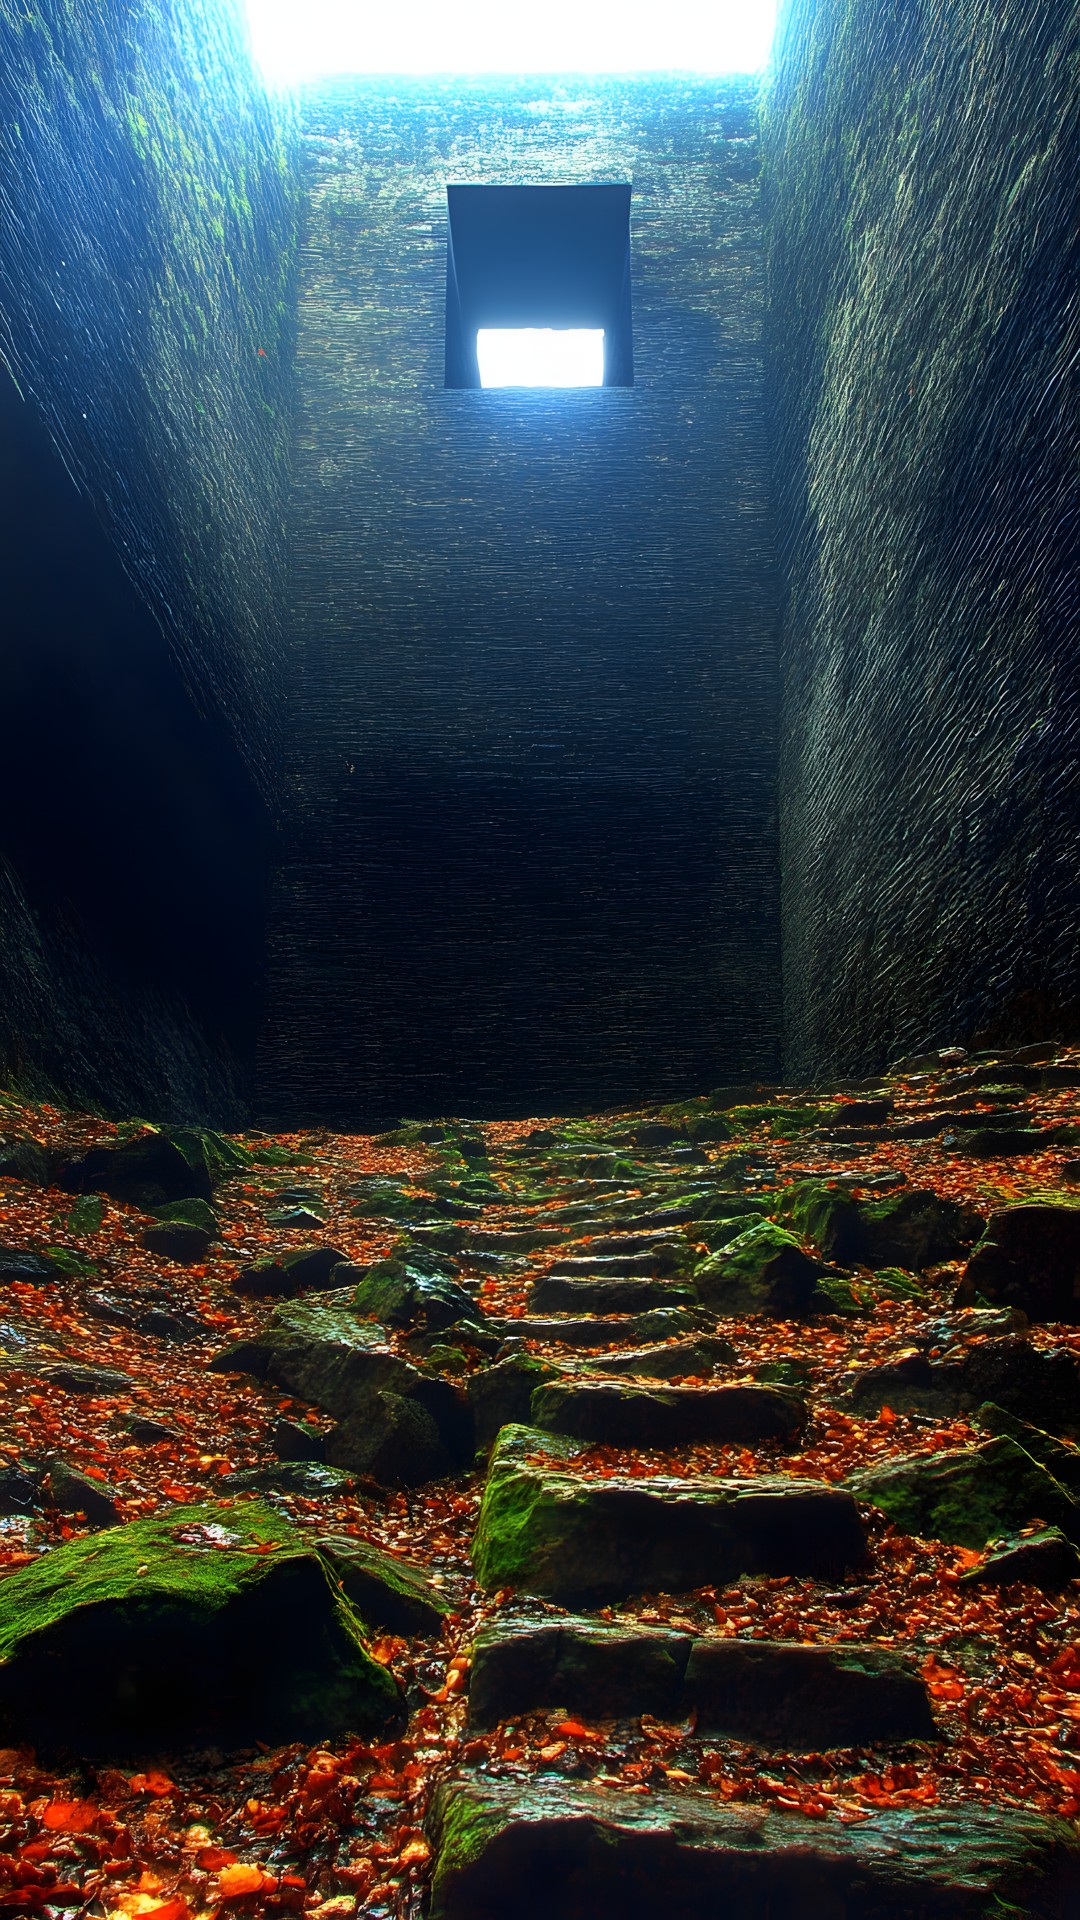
[216,1863,274,1899]
[40,1801,98,1832]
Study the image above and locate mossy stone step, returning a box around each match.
[209,1294,473,1481]
[348,1249,482,1332]
[468,1615,933,1746]
[528,1275,695,1315]
[0,1501,403,1757]
[961,1528,1080,1592]
[233,1245,347,1298]
[838,1336,1080,1432]
[471,1425,866,1603]
[530,1379,807,1447]
[778,1182,983,1270]
[490,1313,704,1348]
[692,1221,820,1315]
[427,1774,1080,1919]
[683,1637,935,1746]
[140,1222,213,1264]
[0,1246,70,1282]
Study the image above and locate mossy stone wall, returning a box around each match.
[763,0,1080,1075]
[0,0,299,1116]
[261,76,780,1126]
[0,0,296,791]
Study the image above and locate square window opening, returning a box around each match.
[445,183,633,389]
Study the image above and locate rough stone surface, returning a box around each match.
[528,1274,694,1316]
[140,1222,213,1265]
[467,1354,561,1453]
[220,1462,353,1497]
[492,1311,707,1349]
[427,1773,1080,1919]
[780,1184,983,1270]
[208,1293,472,1470]
[44,1460,119,1528]
[325,1390,460,1486]
[350,1251,481,1332]
[838,1337,1080,1431]
[467,1617,932,1747]
[0,1247,68,1283]
[59,1129,245,1208]
[40,1363,136,1396]
[0,1135,51,1188]
[961,1528,1080,1592]
[583,1335,738,1378]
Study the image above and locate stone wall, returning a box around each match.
[763,0,1080,1075]
[261,76,780,1126]
[0,0,298,1116]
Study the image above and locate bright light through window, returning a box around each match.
[242,0,777,85]
[476,329,604,389]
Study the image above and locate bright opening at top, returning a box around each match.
[243,0,777,85]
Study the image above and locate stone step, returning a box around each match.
[528,1275,695,1315]
[582,1334,737,1377]
[427,1774,1080,1919]
[471,1425,866,1603]
[491,1310,704,1348]
[467,1614,935,1746]
[564,1230,687,1256]
[545,1249,688,1278]
[531,1379,807,1446]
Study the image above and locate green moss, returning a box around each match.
[248,1143,312,1167]
[64,1195,105,1236]
[472,1456,569,1590]
[41,1244,94,1275]
[431,1787,508,1883]
[812,1272,874,1316]
[151,1197,220,1235]
[693,1219,819,1314]
[317,1534,448,1634]
[847,1437,1077,1549]
[872,1266,928,1303]
[0,1501,296,1661]
[727,1104,833,1137]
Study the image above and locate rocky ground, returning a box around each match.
[1,1047,1080,1913]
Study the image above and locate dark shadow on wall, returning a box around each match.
[0,366,272,1118]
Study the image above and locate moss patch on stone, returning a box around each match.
[847,1436,1077,1549]
[0,1500,403,1757]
